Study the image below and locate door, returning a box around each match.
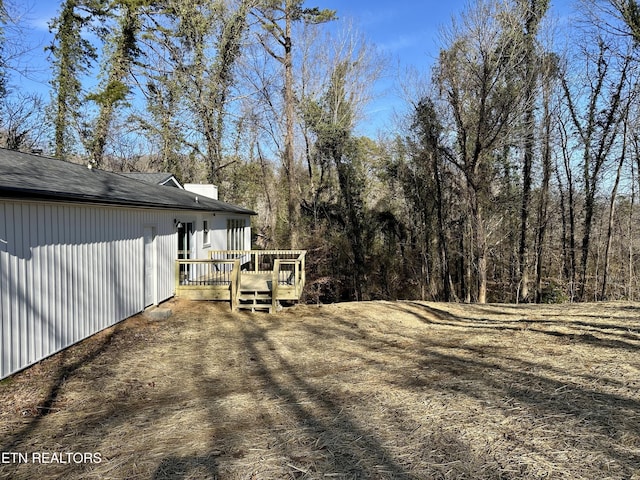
[177,222,193,260]
[177,222,194,281]
[143,226,156,307]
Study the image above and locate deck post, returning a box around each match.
[230,259,240,311]
[177,250,306,309]
[301,253,306,295]
[272,259,280,313]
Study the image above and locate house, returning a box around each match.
[115,173,306,311]
[0,148,257,379]
[119,172,184,189]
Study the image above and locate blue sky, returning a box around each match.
[318,0,573,134]
[321,0,572,68]
[16,0,572,136]
[322,0,466,69]
[320,0,470,132]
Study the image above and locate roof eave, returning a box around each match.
[0,188,256,215]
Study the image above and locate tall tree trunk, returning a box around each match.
[476,206,488,304]
[468,184,487,303]
[254,1,335,248]
[464,217,472,303]
[563,48,629,300]
[433,150,452,301]
[518,125,533,302]
[565,161,578,300]
[534,78,552,303]
[50,0,99,160]
[557,119,577,301]
[579,175,597,300]
[601,119,627,299]
[629,165,636,300]
[89,1,139,168]
[517,0,548,302]
[52,0,77,160]
[283,7,299,248]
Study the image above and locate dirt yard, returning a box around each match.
[0,299,639,479]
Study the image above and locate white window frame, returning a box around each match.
[227,218,245,250]
[203,219,210,247]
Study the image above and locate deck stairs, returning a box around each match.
[176,250,306,313]
[236,273,275,313]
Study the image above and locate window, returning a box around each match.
[203,220,210,246]
[227,219,245,250]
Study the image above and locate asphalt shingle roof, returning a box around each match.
[119,172,181,187]
[0,148,255,215]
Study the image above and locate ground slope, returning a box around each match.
[1,299,639,479]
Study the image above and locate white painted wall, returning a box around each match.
[185,213,251,255]
[0,200,179,379]
[0,199,253,379]
[183,183,218,200]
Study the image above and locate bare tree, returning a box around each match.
[534,53,560,302]
[513,0,550,302]
[435,0,525,303]
[178,0,256,186]
[406,97,456,301]
[298,21,384,222]
[86,0,146,169]
[601,106,629,299]
[297,23,385,300]
[252,1,335,248]
[561,35,632,300]
[0,91,47,150]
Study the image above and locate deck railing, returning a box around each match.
[175,250,306,307]
[175,258,240,303]
[209,249,306,289]
[176,258,237,286]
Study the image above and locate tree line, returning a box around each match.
[2,0,640,304]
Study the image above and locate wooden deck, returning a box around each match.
[240,272,272,291]
[175,250,306,313]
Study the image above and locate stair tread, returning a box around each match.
[237,305,272,312]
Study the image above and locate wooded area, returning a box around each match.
[3,0,640,304]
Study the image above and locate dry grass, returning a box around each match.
[1,299,639,479]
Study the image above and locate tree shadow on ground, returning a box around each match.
[239,320,416,479]
[153,455,219,479]
[372,302,640,473]
[397,301,640,352]
[1,323,122,453]
[1,310,226,480]
[3,300,638,478]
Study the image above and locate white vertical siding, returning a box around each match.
[204,213,251,254]
[174,212,250,257]
[0,200,181,379]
